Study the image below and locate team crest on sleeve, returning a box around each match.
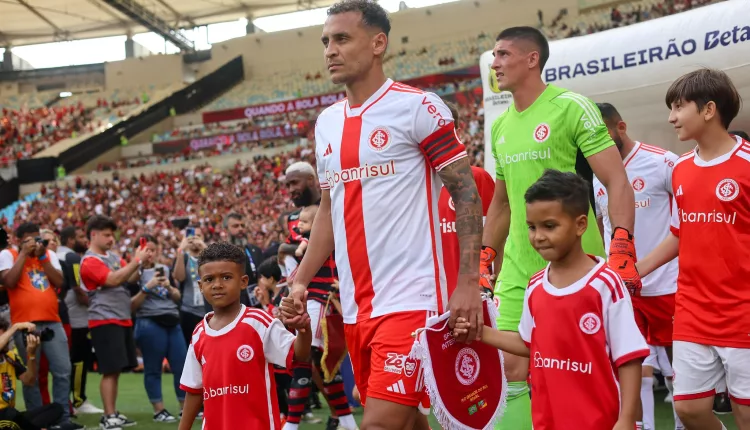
[631,177,646,192]
[368,127,392,152]
[533,123,551,143]
[716,179,740,202]
[579,312,601,335]
[236,345,254,362]
[454,347,480,385]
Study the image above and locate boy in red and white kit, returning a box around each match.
[638,68,750,430]
[455,169,648,430]
[178,243,311,430]
[593,102,683,430]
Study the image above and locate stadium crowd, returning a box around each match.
[0,0,744,429]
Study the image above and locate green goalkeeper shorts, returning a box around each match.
[494,281,525,332]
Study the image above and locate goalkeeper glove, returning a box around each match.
[479,246,497,295]
[607,227,642,296]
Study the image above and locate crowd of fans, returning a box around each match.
[10,145,316,263]
[0,104,89,168]
[4,89,488,264]
[543,0,720,39]
[0,97,145,168]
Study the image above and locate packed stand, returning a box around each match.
[16,146,315,261]
[542,0,721,39]
[0,85,174,167]
[0,104,90,168]
[95,138,301,172]
[151,107,322,144]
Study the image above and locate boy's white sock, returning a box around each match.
[283,423,299,430]
[641,377,655,430]
[338,414,358,430]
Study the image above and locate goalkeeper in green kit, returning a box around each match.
[481,27,641,429]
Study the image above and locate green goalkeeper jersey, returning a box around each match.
[491,84,611,290]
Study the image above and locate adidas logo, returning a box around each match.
[324,143,333,157]
[676,185,683,196]
[596,188,605,197]
[386,380,407,395]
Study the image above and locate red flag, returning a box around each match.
[409,297,506,430]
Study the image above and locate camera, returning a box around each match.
[20,327,55,345]
[155,267,165,277]
[34,236,49,248]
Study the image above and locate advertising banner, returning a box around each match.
[202,92,346,124]
[480,0,750,174]
[153,125,301,154]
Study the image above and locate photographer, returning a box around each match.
[131,235,186,423]
[171,227,207,345]
[0,223,79,430]
[79,215,146,429]
[0,319,64,430]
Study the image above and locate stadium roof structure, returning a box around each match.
[0,0,336,48]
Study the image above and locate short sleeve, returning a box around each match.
[413,92,467,171]
[518,287,534,347]
[179,343,203,394]
[663,152,678,195]
[605,277,650,367]
[592,177,605,218]
[80,258,110,291]
[8,350,26,377]
[315,122,330,190]
[565,93,615,158]
[0,250,13,272]
[263,318,296,368]
[48,251,62,271]
[670,196,680,237]
[490,116,505,180]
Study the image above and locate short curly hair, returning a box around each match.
[327,0,391,37]
[198,242,246,269]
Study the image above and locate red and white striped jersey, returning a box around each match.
[179,305,296,429]
[670,135,750,348]
[594,142,679,296]
[519,257,649,429]
[315,79,467,323]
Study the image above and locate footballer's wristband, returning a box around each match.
[611,226,634,240]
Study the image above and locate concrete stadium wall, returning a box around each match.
[105,54,185,91]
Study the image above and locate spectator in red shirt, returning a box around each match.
[79,215,147,430]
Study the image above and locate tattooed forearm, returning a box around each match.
[438,157,483,278]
